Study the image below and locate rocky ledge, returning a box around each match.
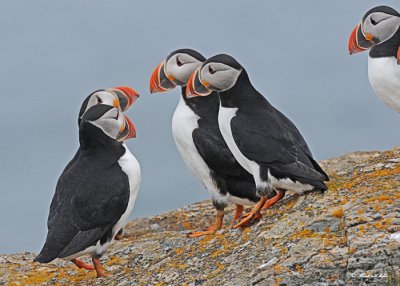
[1,148,399,286]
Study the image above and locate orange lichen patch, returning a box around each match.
[368,166,400,178]
[177,263,188,270]
[175,248,184,255]
[104,256,122,266]
[181,221,192,230]
[332,207,344,218]
[359,225,366,234]
[364,195,393,203]
[348,247,356,254]
[284,199,298,210]
[274,276,283,286]
[325,227,331,233]
[340,197,347,205]
[23,271,57,285]
[373,218,393,230]
[396,193,400,199]
[295,264,304,274]
[274,265,282,273]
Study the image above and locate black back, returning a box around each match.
[218,68,328,189]
[35,106,130,262]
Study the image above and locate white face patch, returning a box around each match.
[363,12,400,43]
[165,53,203,84]
[200,62,242,91]
[83,91,118,117]
[90,108,125,140]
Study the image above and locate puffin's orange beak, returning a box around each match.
[124,115,136,139]
[149,61,176,94]
[111,86,140,111]
[186,68,212,99]
[397,46,400,65]
[348,23,376,55]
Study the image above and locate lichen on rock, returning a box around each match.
[1,148,399,286]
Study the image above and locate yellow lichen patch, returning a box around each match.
[332,207,344,218]
[177,263,188,270]
[274,276,283,286]
[340,197,347,205]
[105,256,122,266]
[210,249,224,258]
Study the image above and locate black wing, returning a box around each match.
[70,162,130,231]
[231,107,328,182]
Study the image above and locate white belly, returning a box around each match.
[172,97,224,202]
[368,56,400,112]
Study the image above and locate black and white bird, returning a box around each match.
[62,86,139,241]
[349,5,400,112]
[34,104,140,277]
[186,54,329,228]
[150,49,280,237]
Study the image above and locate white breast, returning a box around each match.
[218,106,257,174]
[172,97,224,203]
[368,56,400,112]
[112,144,141,236]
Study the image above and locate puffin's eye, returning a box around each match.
[209,66,216,74]
[176,57,183,67]
[96,95,103,103]
[370,17,377,26]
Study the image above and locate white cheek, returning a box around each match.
[202,68,241,91]
[91,118,120,139]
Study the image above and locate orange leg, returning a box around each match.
[71,258,95,271]
[261,189,285,210]
[114,228,123,240]
[187,210,224,238]
[232,204,244,223]
[233,196,266,229]
[92,257,108,278]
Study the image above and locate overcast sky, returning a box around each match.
[0,1,399,254]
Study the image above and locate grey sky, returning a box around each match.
[0,1,399,254]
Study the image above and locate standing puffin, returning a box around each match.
[348,6,400,112]
[64,86,139,240]
[150,49,280,237]
[34,105,140,277]
[186,54,329,228]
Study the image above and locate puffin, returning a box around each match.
[348,5,400,112]
[64,86,139,240]
[186,54,329,228]
[34,104,140,277]
[150,49,281,237]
